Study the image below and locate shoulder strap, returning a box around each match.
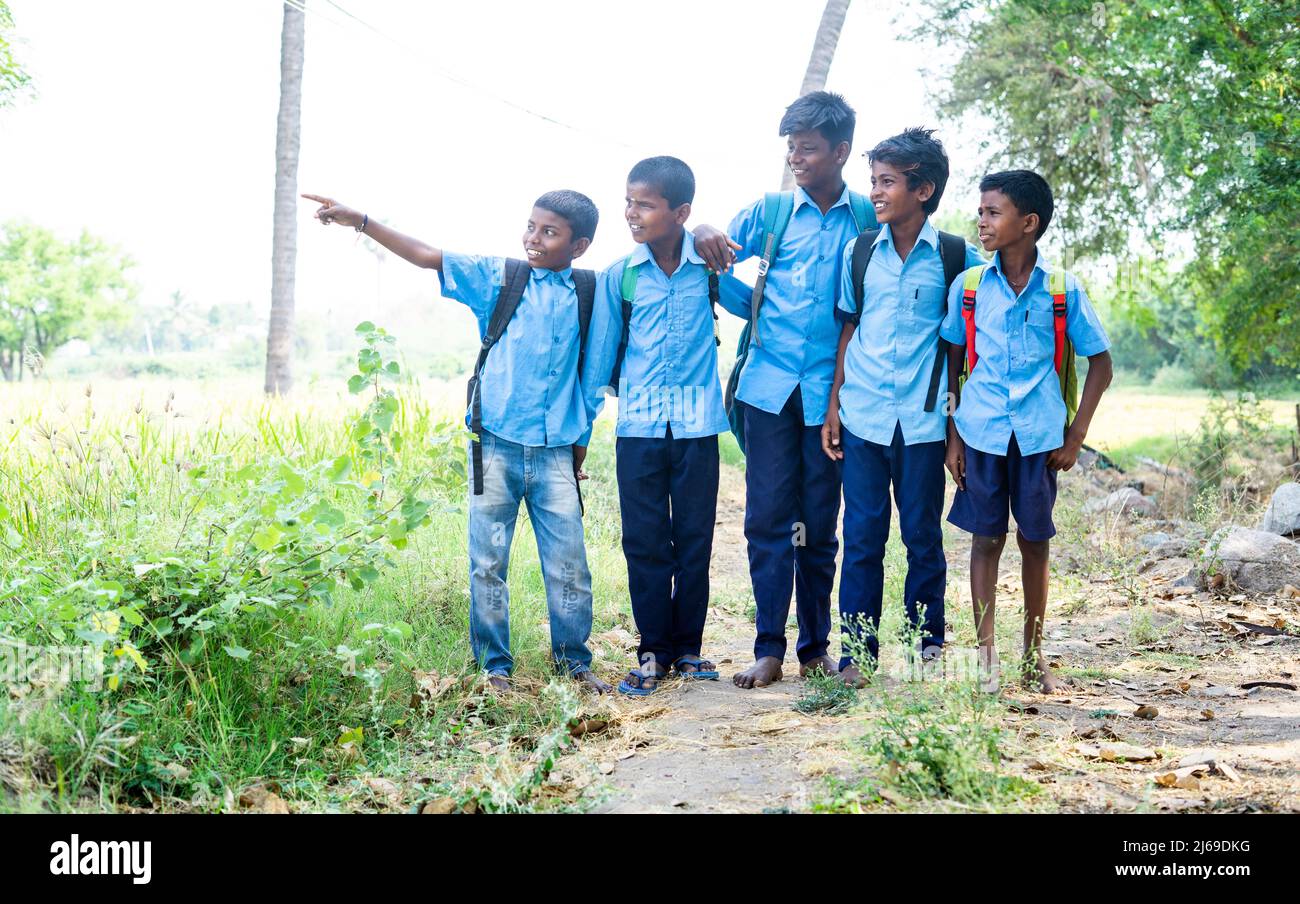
[620,257,641,303]
[847,190,879,233]
[708,271,720,347]
[748,191,796,349]
[959,265,987,374]
[848,229,882,325]
[572,267,596,376]
[936,231,966,290]
[468,258,531,494]
[482,259,531,356]
[1048,269,1068,373]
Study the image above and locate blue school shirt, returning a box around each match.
[835,220,985,446]
[938,251,1110,457]
[727,185,865,425]
[588,232,751,439]
[438,252,597,448]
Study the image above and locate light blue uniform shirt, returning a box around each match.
[727,185,866,426]
[836,220,985,446]
[939,251,1111,457]
[439,252,598,448]
[588,232,751,439]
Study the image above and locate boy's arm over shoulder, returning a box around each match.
[725,199,765,264]
[715,271,753,320]
[438,253,505,325]
[1063,273,1110,357]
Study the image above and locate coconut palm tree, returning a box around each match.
[265,0,305,395]
[781,0,852,190]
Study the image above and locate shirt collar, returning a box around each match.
[793,183,852,213]
[626,230,704,271]
[531,264,575,288]
[990,249,1050,279]
[873,218,939,250]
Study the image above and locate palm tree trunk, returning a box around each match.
[781,0,852,190]
[265,0,305,395]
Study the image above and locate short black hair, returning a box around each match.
[978,170,1054,238]
[627,156,696,208]
[868,127,950,216]
[533,189,599,243]
[779,90,855,149]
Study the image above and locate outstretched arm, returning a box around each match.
[303,194,443,270]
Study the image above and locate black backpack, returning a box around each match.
[466,258,597,495]
[846,229,967,412]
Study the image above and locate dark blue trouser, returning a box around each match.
[839,422,947,668]
[742,390,841,664]
[616,430,719,668]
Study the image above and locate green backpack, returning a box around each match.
[724,190,876,454]
[957,265,1079,424]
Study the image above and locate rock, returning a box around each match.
[1138,531,1173,550]
[420,797,458,815]
[1212,525,1299,563]
[1259,482,1300,537]
[1085,487,1158,518]
[1203,526,1300,593]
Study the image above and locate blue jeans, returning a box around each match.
[467,431,594,677]
[839,423,947,668]
[741,391,841,665]
[616,429,719,668]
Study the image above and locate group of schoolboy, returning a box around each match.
[305,90,1114,698]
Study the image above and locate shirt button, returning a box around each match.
[818,255,825,262]
[550,370,557,376]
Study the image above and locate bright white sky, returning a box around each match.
[1,0,983,328]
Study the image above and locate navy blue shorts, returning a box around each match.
[947,433,1057,541]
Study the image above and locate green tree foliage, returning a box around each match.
[0,0,30,107]
[920,0,1299,372]
[0,222,137,380]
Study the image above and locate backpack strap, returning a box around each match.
[708,271,720,347]
[609,257,640,395]
[960,265,987,375]
[748,191,795,349]
[846,190,879,234]
[846,228,882,326]
[922,231,970,412]
[1048,269,1067,373]
[468,258,531,494]
[573,267,596,377]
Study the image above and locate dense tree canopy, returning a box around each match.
[920,0,1299,373]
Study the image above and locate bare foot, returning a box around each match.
[837,662,868,689]
[799,655,839,679]
[574,670,612,695]
[486,674,510,693]
[1023,657,1066,694]
[733,656,783,689]
[977,646,1000,694]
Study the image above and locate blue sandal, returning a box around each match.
[617,667,667,697]
[672,655,719,680]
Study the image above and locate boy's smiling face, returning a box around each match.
[977,189,1038,253]
[869,159,932,226]
[624,181,689,246]
[786,129,848,193]
[522,206,589,271]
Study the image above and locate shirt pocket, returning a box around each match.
[1024,309,1057,360]
[910,284,947,325]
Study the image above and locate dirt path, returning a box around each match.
[589,465,859,813]
[581,459,1300,814]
